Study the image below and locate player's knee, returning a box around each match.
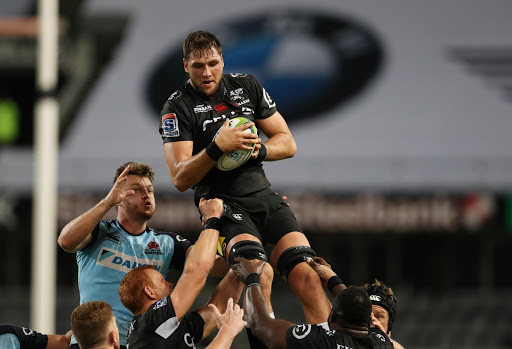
[276,246,316,282]
[228,240,267,267]
[260,262,274,288]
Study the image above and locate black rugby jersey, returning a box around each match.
[159,74,277,204]
[0,325,48,349]
[285,324,394,349]
[126,296,205,349]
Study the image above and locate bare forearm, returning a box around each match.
[168,149,216,192]
[262,133,296,161]
[58,199,112,252]
[183,229,219,276]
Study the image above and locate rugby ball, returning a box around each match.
[217,117,257,171]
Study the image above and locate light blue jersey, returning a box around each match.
[71,220,192,347]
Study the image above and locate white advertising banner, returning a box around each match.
[1,0,511,193]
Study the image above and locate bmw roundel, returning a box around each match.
[145,9,385,125]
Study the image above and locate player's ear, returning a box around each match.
[183,58,189,73]
[144,285,156,299]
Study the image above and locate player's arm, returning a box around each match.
[46,330,72,349]
[233,257,293,349]
[58,166,135,252]
[170,198,224,319]
[307,257,346,298]
[164,119,259,192]
[205,298,247,349]
[195,269,244,339]
[253,111,296,161]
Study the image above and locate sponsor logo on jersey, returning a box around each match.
[184,333,196,348]
[232,213,243,221]
[369,295,382,302]
[214,103,229,113]
[204,115,227,132]
[292,324,311,339]
[22,328,34,336]
[153,297,168,310]
[262,88,276,108]
[193,104,213,113]
[168,90,181,100]
[162,113,179,137]
[96,247,164,272]
[145,241,163,255]
[176,234,187,242]
[375,334,387,342]
[236,99,250,106]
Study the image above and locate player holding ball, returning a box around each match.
[159,30,331,332]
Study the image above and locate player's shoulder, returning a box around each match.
[287,323,333,341]
[152,229,189,242]
[164,83,196,105]
[224,72,257,84]
[369,327,394,346]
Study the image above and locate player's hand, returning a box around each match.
[370,312,386,332]
[199,197,224,223]
[209,298,247,336]
[250,143,262,159]
[215,119,259,152]
[232,257,266,281]
[306,256,337,289]
[104,165,135,207]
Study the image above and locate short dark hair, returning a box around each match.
[332,286,372,327]
[71,301,114,349]
[113,162,154,184]
[183,30,222,60]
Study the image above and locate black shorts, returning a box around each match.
[216,188,301,258]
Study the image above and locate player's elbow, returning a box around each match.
[57,233,75,253]
[171,176,190,192]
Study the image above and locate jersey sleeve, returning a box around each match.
[181,312,205,344]
[285,324,332,349]
[169,233,192,271]
[244,74,277,120]
[0,325,48,349]
[77,221,102,251]
[160,98,194,144]
[144,296,180,338]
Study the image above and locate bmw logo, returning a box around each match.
[145,9,385,124]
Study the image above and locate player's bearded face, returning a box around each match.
[121,176,156,221]
[184,47,224,98]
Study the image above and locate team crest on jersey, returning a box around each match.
[145,241,163,255]
[168,90,181,100]
[292,324,311,339]
[96,247,164,272]
[162,113,179,137]
[153,297,167,310]
[230,88,244,101]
